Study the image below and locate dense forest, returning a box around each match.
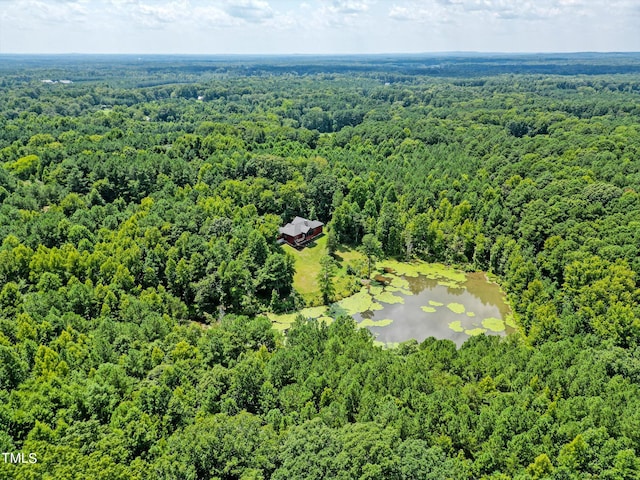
[1,55,640,479]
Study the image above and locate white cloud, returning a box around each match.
[311,0,373,27]
[389,0,596,23]
[0,0,638,53]
[389,3,450,23]
[133,0,189,27]
[326,0,370,14]
[193,5,240,28]
[2,0,88,25]
[224,0,273,23]
[105,1,255,29]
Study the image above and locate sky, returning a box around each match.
[0,0,639,54]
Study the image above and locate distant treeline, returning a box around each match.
[2,52,640,86]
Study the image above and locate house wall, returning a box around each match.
[282,226,322,245]
[282,234,295,244]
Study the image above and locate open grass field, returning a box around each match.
[282,235,366,306]
[282,235,327,304]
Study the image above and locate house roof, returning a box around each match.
[279,216,324,237]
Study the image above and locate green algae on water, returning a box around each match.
[267,306,327,325]
[375,291,405,304]
[318,316,334,325]
[389,275,410,290]
[465,327,487,336]
[449,320,464,332]
[300,306,328,318]
[377,260,466,286]
[272,322,290,332]
[368,284,384,296]
[336,289,383,315]
[428,300,444,307]
[421,306,437,313]
[447,303,465,314]
[359,318,394,327]
[482,317,505,332]
[386,285,413,296]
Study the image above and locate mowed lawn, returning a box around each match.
[282,235,327,303]
[283,235,366,306]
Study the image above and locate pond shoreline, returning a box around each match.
[269,260,514,347]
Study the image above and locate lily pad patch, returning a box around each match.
[318,316,334,325]
[447,303,466,314]
[465,328,487,336]
[482,317,505,332]
[368,285,384,296]
[375,291,405,304]
[389,275,410,290]
[449,320,464,332]
[336,289,383,316]
[377,260,466,285]
[359,318,394,327]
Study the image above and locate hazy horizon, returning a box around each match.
[2,51,639,57]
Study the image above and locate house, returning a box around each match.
[279,216,324,246]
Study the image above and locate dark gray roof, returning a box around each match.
[279,216,324,237]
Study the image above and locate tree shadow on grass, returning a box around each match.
[294,233,325,250]
[332,243,358,264]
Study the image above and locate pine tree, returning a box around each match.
[317,255,337,304]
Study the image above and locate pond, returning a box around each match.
[268,260,514,347]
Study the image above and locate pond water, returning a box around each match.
[269,261,514,348]
[352,271,514,347]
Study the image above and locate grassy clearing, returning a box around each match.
[282,235,327,304]
[284,236,366,306]
[334,245,366,264]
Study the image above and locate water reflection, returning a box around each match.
[353,271,512,347]
[405,275,438,294]
[359,310,375,320]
